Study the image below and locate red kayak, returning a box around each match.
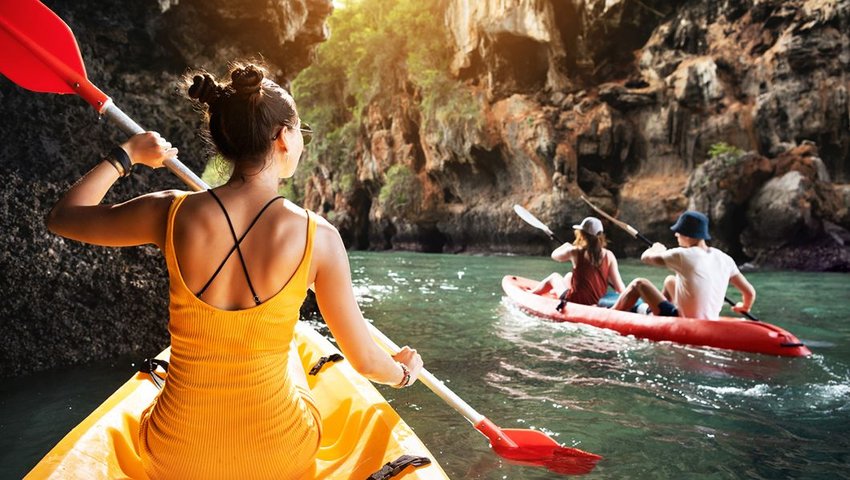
[502,275,811,357]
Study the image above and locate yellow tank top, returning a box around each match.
[139,193,321,480]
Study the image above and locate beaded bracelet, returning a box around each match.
[393,362,411,389]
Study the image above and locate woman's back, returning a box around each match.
[568,248,612,306]
[173,187,313,311]
[139,191,322,480]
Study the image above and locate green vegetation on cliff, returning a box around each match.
[291,0,478,202]
[378,163,422,215]
[708,142,744,163]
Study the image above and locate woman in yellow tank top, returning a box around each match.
[46,63,424,479]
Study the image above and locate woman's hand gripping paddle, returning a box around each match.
[2,2,602,474]
[0,0,207,191]
[579,195,761,321]
[368,324,602,475]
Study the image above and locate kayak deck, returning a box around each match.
[26,323,448,479]
[502,275,811,357]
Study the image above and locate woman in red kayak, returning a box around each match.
[46,63,423,480]
[530,216,626,305]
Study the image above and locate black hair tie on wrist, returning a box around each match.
[106,146,133,178]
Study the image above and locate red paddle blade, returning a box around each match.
[0,0,107,108]
[476,419,602,475]
[0,0,84,93]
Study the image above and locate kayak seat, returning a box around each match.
[107,415,146,479]
[595,291,645,312]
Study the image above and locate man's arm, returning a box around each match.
[729,273,756,313]
[640,242,669,267]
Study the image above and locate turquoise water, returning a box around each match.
[3,251,849,479]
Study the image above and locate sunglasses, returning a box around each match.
[272,121,313,145]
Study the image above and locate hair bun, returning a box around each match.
[188,74,223,107]
[231,65,263,96]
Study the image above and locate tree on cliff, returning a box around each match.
[292,0,476,201]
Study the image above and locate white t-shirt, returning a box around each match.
[658,247,740,320]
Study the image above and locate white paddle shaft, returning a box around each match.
[367,323,485,425]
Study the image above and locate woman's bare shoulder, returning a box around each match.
[312,213,342,244]
[162,189,214,220]
[127,189,188,219]
[299,210,347,282]
[283,203,342,247]
[133,190,190,248]
[136,188,186,203]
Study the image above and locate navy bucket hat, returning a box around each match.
[670,211,711,240]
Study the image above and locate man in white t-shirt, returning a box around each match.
[613,211,756,319]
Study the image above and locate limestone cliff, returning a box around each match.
[302,0,850,269]
[2,0,849,376]
[0,0,332,376]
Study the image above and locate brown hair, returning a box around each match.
[573,229,607,267]
[187,63,297,168]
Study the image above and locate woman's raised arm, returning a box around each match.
[46,132,178,248]
[551,241,576,262]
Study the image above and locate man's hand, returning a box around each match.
[731,301,750,314]
[730,274,756,316]
[640,242,668,266]
[648,242,667,253]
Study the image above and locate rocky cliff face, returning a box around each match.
[304,0,850,268]
[0,0,332,376]
[2,0,848,376]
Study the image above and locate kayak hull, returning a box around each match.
[26,323,448,479]
[502,275,811,357]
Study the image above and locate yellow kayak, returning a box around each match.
[26,323,448,479]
